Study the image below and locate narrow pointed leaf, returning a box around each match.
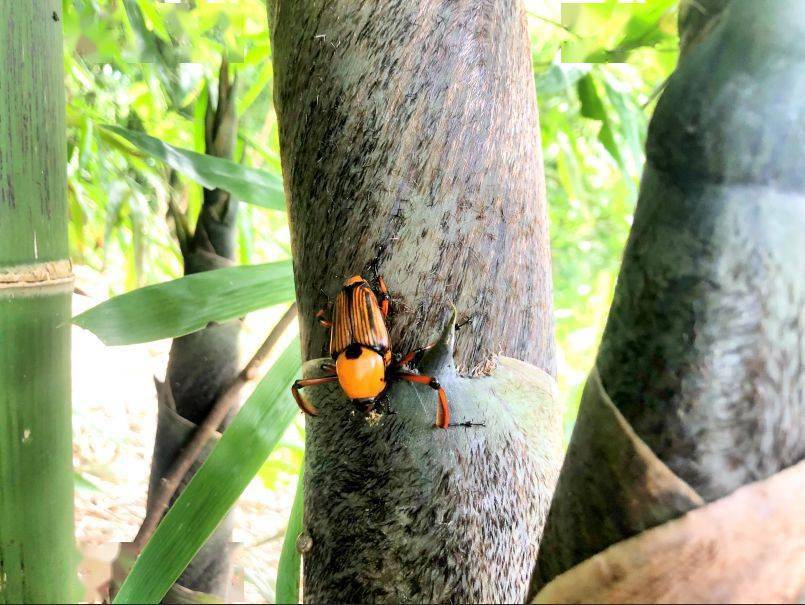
[74,261,294,345]
[276,466,304,604]
[103,124,286,211]
[114,339,303,604]
[577,74,624,170]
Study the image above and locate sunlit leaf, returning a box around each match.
[103,125,286,211]
[609,0,677,56]
[113,339,303,604]
[535,63,591,96]
[74,261,294,345]
[238,60,273,116]
[558,0,678,63]
[74,471,102,492]
[135,0,171,41]
[577,73,624,169]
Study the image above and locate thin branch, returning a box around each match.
[526,10,582,39]
[133,302,299,551]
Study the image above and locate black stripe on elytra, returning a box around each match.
[365,290,377,335]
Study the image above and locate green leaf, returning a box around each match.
[598,121,623,169]
[601,75,645,174]
[74,261,294,345]
[135,0,171,41]
[74,471,102,492]
[577,73,606,121]
[103,125,286,211]
[276,466,304,605]
[238,59,272,116]
[559,0,678,63]
[610,0,677,56]
[113,339,303,604]
[577,74,624,169]
[536,63,591,97]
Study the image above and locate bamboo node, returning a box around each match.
[0,259,73,290]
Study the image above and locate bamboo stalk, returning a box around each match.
[143,58,242,595]
[133,302,297,551]
[0,2,75,603]
[269,2,560,601]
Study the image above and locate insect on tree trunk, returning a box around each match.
[529,0,805,600]
[269,1,562,602]
[0,2,76,602]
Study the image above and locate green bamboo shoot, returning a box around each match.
[0,2,75,603]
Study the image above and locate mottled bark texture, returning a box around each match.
[600,0,805,506]
[269,0,554,377]
[268,1,559,602]
[677,0,730,57]
[530,0,805,596]
[299,319,562,603]
[144,62,240,599]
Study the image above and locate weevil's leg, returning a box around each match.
[393,371,450,429]
[316,307,332,328]
[375,276,391,317]
[291,375,338,417]
[397,343,436,368]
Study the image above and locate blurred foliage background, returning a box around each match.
[64,0,679,599]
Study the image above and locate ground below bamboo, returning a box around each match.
[71,264,297,604]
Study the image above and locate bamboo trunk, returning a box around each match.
[530,0,805,597]
[269,1,562,602]
[142,62,240,600]
[0,2,76,603]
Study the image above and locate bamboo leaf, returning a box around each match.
[135,0,171,41]
[535,63,591,97]
[577,74,624,170]
[103,125,286,211]
[577,73,606,121]
[114,339,303,604]
[276,466,304,604]
[74,471,102,492]
[74,261,295,345]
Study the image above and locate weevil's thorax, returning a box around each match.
[329,276,391,359]
[336,344,386,401]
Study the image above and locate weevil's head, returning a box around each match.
[336,343,386,401]
[342,275,366,287]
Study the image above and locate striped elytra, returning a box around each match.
[329,278,390,358]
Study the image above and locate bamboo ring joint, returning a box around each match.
[0,259,74,290]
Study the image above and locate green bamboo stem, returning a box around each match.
[0,2,75,603]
